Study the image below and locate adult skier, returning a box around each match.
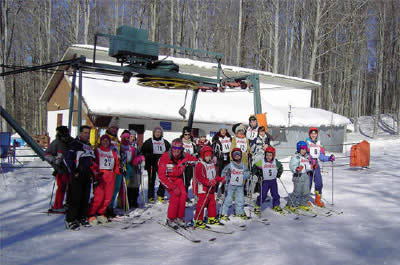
[141,127,171,203]
[44,125,73,213]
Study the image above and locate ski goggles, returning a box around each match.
[172,146,183,151]
[232,151,242,157]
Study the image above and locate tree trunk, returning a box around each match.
[83,0,90,44]
[308,0,320,80]
[299,0,306,78]
[236,0,242,66]
[286,0,297,76]
[75,0,80,42]
[374,2,385,138]
[272,0,279,73]
[170,0,174,55]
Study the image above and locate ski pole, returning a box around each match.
[331,161,334,206]
[277,177,298,213]
[48,177,56,214]
[193,185,212,229]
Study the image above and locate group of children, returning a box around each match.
[159,117,335,229]
[46,115,335,231]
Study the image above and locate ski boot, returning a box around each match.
[175,218,186,228]
[166,219,179,230]
[307,201,313,207]
[97,215,108,224]
[297,205,311,211]
[272,206,283,213]
[285,205,297,212]
[254,205,261,215]
[220,215,230,221]
[65,220,80,231]
[157,196,165,204]
[235,213,249,220]
[194,220,207,229]
[314,191,325,207]
[207,217,224,226]
[88,216,98,226]
[80,217,92,227]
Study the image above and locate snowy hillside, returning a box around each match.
[1,131,400,264]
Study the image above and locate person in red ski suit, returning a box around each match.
[193,146,225,228]
[88,134,120,225]
[158,138,197,228]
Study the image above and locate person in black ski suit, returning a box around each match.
[64,125,96,231]
[212,125,232,196]
[141,127,171,203]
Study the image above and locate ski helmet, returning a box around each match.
[231,148,242,161]
[309,127,319,135]
[296,141,308,153]
[265,146,276,159]
[200,146,213,160]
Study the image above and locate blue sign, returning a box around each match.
[160,121,172,131]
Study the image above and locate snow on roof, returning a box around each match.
[74,72,350,127]
[72,44,321,89]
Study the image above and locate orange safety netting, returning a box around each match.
[256,113,268,132]
[350,140,370,167]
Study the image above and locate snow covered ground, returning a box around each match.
[1,131,400,265]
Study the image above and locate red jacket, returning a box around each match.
[193,160,224,195]
[93,145,120,176]
[158,151,197,190]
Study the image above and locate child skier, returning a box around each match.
[220,148,250,220]
[120,132,144,209]
[306,127,335,207]
[195,134,211,154]
[180,126,198,198]
[193,146,225,228]
[88,134,120,225]
[253,146,283,214]
[230,124,250,168]
[246,115,259,142]
[286,141,312,211]
[158,138,198,229]
[211,125,232,196]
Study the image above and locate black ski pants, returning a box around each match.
[66,172,91,223]
[147,163,165,200]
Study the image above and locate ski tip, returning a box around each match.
[209,237,217,242]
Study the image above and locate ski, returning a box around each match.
[158,221,202,243]
[42,210,65,215]
[200,226,235,234]
[122,217,153,230]
[308,205,333,217]
[252,217,271,225]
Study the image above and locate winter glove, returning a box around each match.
[209,179,217,187]
[312,164,318,170]
[296,166,304,172]
[173,187,181,196]
[220,177,226,184]
[329,154,335,162]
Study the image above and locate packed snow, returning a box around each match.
[1,129,400,265]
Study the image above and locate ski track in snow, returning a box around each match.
[1,135,400,265]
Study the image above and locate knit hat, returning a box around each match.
[182,126,191,135]
[231,148,242,161]
[249,115,257,122]
[219,124,228,131]
[235,124,246,134]
[265,146,276,159]
[100,134,111,143]
[200,146,213,160]
[309,127,319,135]
[153,126,163,136]
[120,132,130,139]
[296,141,308,153]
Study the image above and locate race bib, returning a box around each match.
[183,142,194,154]
[262,160,277,180]
[166,164,174,174]
[230,166,244,186]
[307,140,321,159]
[220,137,231,153]
[236,138,247,153]
[152,139,166,154]
[246,127,258,141]
[201,161,216,180]
[300,156,311,173]
[97,148,115,170]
